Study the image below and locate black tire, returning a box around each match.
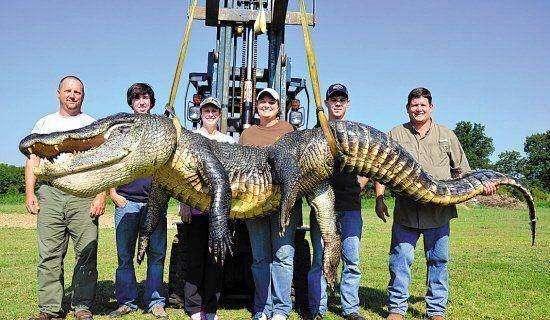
[168,222,189,308]
[293,227,311,317]
[220,220,254,309]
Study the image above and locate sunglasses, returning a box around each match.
[328,97,348,103]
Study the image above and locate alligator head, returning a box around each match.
[19,113,178,196]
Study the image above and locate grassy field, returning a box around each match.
[0,199,548,320]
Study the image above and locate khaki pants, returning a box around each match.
[36,185,98,316]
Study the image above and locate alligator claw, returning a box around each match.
[209,230,234,265]
[136,235,149,264]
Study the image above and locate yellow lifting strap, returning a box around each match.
[165,0,198,116]
[298,0,339,158]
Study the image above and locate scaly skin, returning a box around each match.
[20,113,537,285]
[329,121,537,246]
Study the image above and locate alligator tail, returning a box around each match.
[331,121,537,245]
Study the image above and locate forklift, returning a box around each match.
[166,0,318,314]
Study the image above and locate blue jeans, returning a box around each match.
[245,211,298,318]
[387,222,450,317]
[308,210,363,316]
[114,201,167,311]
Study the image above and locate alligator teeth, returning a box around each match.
[34,158,51,176]
[56,153,69,163]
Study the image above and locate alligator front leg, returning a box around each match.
[137,179,170,264]
[199,152,233,264]
[269,150,301,235]
[306,181,341,287]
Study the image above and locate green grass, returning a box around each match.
[0,196,182,216]
[0,201,548,319]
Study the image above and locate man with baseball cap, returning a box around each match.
[308,83,367,320]
[325,83,348,99]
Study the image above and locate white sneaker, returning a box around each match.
[190,312,204,320]
[205,314,219,320]
[252,312,268,320]
[271,314,287,320]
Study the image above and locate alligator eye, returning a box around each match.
[118,126,131,134]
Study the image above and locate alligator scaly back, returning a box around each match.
[330,121,537,244]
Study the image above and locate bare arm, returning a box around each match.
[179,203,192,223]
[109,188,128,207]
[374,182,389,222]
[375,181,386,198]
[24,155,40,214]
[90,191,107,218]
[357,176,369,191]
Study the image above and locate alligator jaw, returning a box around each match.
[25,134,107,160]
[20,114,140,180]
[19,113,179,197]
[34,147,130,178]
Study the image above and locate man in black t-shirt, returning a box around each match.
[307,84,368,320]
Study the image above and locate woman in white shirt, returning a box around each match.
[179,97,235,320]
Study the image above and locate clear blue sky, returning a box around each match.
[1,0,549,165]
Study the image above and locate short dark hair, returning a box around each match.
[406,87,432,108]
[58,75,84,91]
[127,83,155,107]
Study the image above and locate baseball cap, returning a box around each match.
[257,87,280,101]
[325,83,348,100]
[199,96,221,109]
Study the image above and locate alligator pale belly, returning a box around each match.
[229,191,281,219]
[154,163,281,219]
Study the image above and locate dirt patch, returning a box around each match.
[474,194,526,210]
[0,213,181,229]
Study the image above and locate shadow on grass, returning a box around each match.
[326,286,425,318]
[62,280,117,315]
[93,280,117,315]
[62,280,193,316]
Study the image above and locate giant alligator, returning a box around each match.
[19,113,537,285]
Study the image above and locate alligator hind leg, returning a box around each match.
[306,181,341,287]
[269,150,301,236]
[137,180,170,264]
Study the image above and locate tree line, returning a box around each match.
[453,121,549,194]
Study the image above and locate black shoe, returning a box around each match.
[28,313,64,320]
[300,312,323,320]
[344,313,366,320]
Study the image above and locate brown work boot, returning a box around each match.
[150,305,168,319]
[386,313,404,320]
[28,313,64,320]
[428,316,444,320]
[109,305,136,318]
[74,309,93,320]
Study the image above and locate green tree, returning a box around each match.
[0,163,25,194]
[493,150,525,178]
[523,130,550,191]
[453,121,495,169]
